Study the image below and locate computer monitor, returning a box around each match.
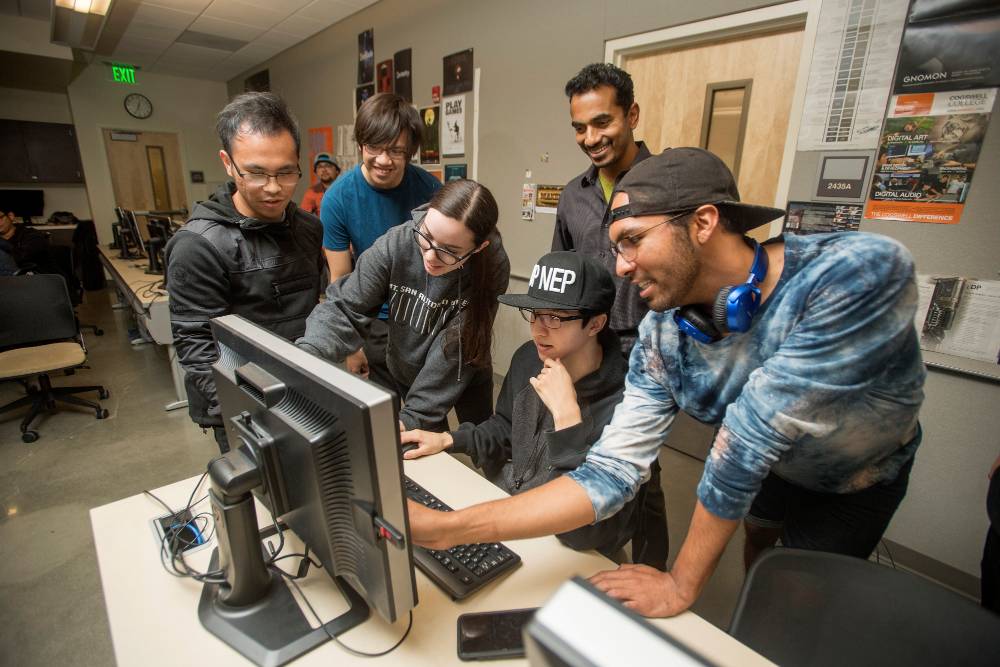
[525,577,716,667]
[203,314,416,666]
[0,189,44,223]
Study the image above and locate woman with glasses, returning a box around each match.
[397,251,664,566]
[297,178,509,433]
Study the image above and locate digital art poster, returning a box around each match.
[865,87,995,224]
[355,84,375,112]
[443,49,474,96]
[377,59,393,93]
[420,105,440,164]
[442,94,465,157]
[357,29,374,85]
[445,164,467,181]
[393,49,412,102]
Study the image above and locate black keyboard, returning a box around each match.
[403,475,521,600]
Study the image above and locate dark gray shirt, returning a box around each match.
[551,142,653,356]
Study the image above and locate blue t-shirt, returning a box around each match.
[321,163,441,256]
[567,232,926,522]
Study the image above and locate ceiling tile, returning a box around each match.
[114,35,174,55]
[132,3,199,30]
[223,0,312,11]
[158,42,232,67]
[188,14,265,41]
[274,13,324,38]
[252,29,301,48]
[121,21,185,43]
[202,0,296,29]
[144,0,215,14]
[295,0,356,23]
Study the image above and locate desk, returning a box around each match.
[97,244,187,411]
[91,453,772,667]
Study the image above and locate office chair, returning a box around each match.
[729,548,1000,666]
[0,274,109,443]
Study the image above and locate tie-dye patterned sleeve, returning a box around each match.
[697,238,921,520]
[567,328,679,522]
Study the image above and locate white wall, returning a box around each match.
[66,64,229,242]
[0,86,92,221]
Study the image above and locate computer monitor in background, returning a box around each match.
[203,315,416,666]
[525,577,716,667]
[0,189,44,223]
[125,209,147,257]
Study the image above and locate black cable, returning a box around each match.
[143,489,177,516]
[282,572,414,657]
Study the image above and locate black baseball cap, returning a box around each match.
[498,251,615,312]
[609,147,785,232]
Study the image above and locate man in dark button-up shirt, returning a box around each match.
[552,63,655,358]
[552,62,667,570]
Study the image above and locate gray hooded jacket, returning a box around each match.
[296,207,509,429]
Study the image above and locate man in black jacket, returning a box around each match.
[400,252,666,566]
[165,93,324,452]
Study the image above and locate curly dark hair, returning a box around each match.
[564,63,635,111]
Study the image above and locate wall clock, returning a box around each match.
[124,93,153,119]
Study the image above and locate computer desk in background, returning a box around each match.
[97,244,187,411]
[90,452,773,667]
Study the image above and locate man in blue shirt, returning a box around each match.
[321,92,441,377]
[408,148,924,618]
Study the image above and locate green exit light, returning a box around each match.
[111,64,136,85]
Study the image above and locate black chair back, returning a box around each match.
[0,274,79,350]
[729,548,1000,666]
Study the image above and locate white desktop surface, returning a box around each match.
[91,453,772,666]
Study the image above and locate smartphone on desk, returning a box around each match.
[457,608,538,661]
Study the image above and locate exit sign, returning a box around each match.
[111,64,137,85]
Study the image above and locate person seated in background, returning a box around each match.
[400,251,665,566]
[165,92,324,454]
[0,210,51,271]
[297,178,509,433]
[299,152,340,215]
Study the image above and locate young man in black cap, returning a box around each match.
[400,251,662,565]
[299,152,340,216]
[408,147,924,618]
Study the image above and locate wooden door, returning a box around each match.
[625,26,804,241]
[102,130,187,211]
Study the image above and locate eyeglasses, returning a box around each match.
[609,210,694,261]
[228,156,301,188]
[519,309,586,329]
[412,226,477,265]
[364,144,410,160]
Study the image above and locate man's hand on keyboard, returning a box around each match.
[407,500,461,550]
[400,429,453,459]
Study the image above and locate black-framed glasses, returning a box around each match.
[363,143,410,160]
[227,155,301,188]
[519,309,586,329]
[412,227,477,265]
[609,209,694,261]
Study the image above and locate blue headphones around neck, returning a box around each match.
[673,238,768,344]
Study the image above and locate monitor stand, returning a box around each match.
[198,550,369,667]
[198,454,370,667]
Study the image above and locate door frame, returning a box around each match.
[604,0,821,237]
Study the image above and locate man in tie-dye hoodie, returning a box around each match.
[408,148,924,618]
